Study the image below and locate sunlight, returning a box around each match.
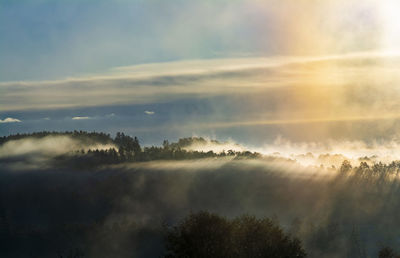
[381,0,400,51]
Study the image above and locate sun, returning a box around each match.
[380,0,400,51]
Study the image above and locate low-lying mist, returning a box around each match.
[179,135,400,168]
[254,137,400,167]
[0,135,116,170]
[0,135,116,159]
[1,134,400,257]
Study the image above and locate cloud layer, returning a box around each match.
[2,52,400,115]
[3,52,400,144]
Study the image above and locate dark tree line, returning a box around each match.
[165,211,306,258]
[379,247,400,258]
[0,131,113,145]
[2,150,400,256]
[0,131,261,168]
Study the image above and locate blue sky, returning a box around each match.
[0,0,282,81]
[2,0,400,146]
[1,0,383,81]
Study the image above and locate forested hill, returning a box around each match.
[0,131,114,145]
[0,131,261,168]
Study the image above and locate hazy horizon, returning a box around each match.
[3,0,400,151]
[3,1,400,256]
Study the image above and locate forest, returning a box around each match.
[1,131,400,257]
[0,131,261,169]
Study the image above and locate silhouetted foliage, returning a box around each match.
[0,131,261,169]
[0,130,113,146]
[165,211,306,258]
[4,132,400,257]
[378,247,400,258]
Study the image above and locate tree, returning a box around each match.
[340,160,352,174]
[231,215,306,258]
[164,211,306,258]
[378,247,400,258]
[165,212,232,258]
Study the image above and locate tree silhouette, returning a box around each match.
[165,211,306,258]
[378,247,400,258]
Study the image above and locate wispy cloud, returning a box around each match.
[1,52,399,112]
[72,116,91,120]
[0,0,387,82]
[3,51,400,145]
[0,117,21,123]
[70,114,117,121]
[144,111,155,115]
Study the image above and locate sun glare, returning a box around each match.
[381,0,400,51]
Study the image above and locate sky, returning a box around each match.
[2,0,400,147]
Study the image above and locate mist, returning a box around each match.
[0,136,115,158]
[3,0,400,257]
[0,157,396,257]
[0,136,115,170]
[1,134,400,257]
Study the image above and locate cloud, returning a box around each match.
[0,0,387,82]
[0,52,398,112]
[71,114,117,121]
[3,52,400,143]
[72,116,91,120]
[144,111,155,115]
[0,117,21,123]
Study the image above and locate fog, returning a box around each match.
[256,137,400,167]
[0,136,115,159]
[162,135,400,167]
[182,137,245,153]
[2,0,400,256]
[0,136,115,170]
[1,136,400,257]
[4,134,400,170]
